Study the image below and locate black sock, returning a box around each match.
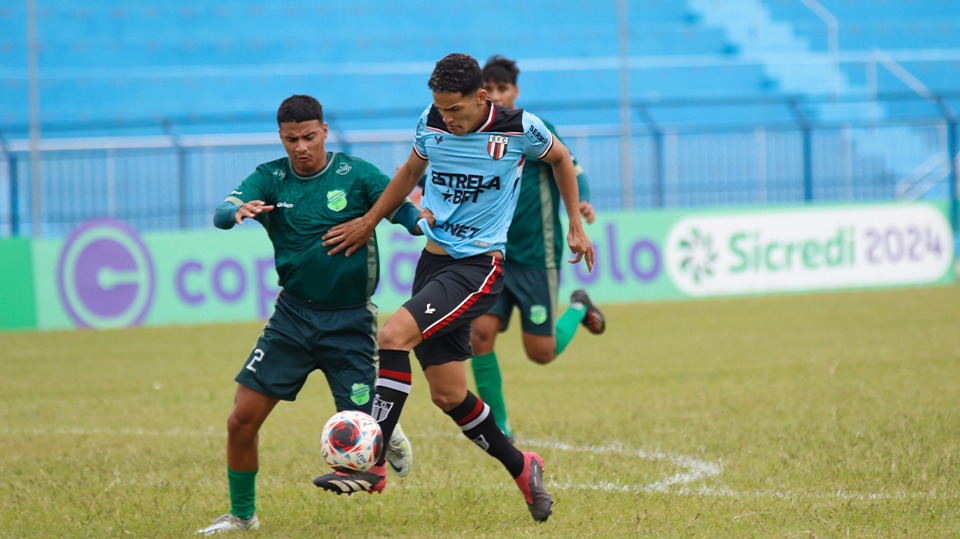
[371,349,412,465]
[446,391,524,478]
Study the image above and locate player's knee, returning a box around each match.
[526,346,557,365]
[378,313,422,350]
[430,389,463,412]
[226,410,260,440]
[471,329,496,355]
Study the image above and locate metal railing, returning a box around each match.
[0,93,957,239]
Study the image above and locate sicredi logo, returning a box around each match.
[57,219,155,328]
[665,205,953,296]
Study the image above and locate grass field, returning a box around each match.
[2,284,959,538]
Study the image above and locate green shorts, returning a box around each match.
[234,292,379,412]
[486,260,559,337]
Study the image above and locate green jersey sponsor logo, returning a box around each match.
[327,190,347,212]
[350,383,371,406]
[529,305,548,325]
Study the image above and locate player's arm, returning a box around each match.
[213,172,274,229]
[541,138,594,271]
[575,165,596,225]
[385,199,424,236]
[214,199,275,229]
[550,124,595,225]
[322,149,429,256]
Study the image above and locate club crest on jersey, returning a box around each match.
[487,134,509,160]
[326,190,347,211]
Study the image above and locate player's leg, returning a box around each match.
[511,265,562,363]
[370,251,500,448]
[423,333,552,522]
[225,384,278,518]
[199,293,319,533]
[197,385,279,534]
[313,305,421,495]
[470,311,512,439]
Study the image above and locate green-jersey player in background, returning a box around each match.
[471,56,607,441]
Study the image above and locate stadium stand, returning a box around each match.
[0,0,957,236]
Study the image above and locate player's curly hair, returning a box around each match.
[482,55,520,86]
[277,94,324,125]
[428,53,483,95]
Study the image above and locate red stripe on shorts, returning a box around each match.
[422,257,502,340]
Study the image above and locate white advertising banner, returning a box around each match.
[665,204,954,296]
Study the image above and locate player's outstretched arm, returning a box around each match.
[323,149,429,256]
[213,200,274,229]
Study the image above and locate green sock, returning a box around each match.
[471,352,511,438]
[555,304,586,356]
[227,467,258,520]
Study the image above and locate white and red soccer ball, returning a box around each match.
[320,410,384,473]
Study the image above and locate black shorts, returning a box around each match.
[406,250,504,368]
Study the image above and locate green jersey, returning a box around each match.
[507,120,591,269]
[220,152,419,305]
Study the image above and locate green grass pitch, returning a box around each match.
[1,284,958,537]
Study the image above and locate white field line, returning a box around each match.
[5,427,956,500]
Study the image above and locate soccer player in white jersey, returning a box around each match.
[313,53,594,523]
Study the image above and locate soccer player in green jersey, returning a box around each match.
[472,56,607,441]
[197,95,423,535]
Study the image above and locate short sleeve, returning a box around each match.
[412,106,432,160]
[521,111,555,159]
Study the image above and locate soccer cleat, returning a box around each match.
[514,452,553,522]
[196,513,260,535]
[570,289,606,335]
[313,464,387,495]
[385,423,413,477]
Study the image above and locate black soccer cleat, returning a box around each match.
[313,464,387,495]
[570,289,606,335]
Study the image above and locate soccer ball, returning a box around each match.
[320,410,384,473]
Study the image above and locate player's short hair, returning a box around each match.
[482,55,520,86]
[428,53,483,95]
[277,94,324,125]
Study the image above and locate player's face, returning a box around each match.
[483,81,518,108]
[279,120,328,175]
[432,89,489,136]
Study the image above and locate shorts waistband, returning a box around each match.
[419,249,503,262]
[280,291,369,311]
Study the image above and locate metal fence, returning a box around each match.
[1,95,958,238]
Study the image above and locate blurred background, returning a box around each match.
[0,0,958,238]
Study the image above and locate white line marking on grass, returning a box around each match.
[523,439,725,493]
[9,427,955,501]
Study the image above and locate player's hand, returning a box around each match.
[416,207,436,234]
[234,200,275,225]
[579,201,596,224]
[567,224,594,272]
[323,217,376,257]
